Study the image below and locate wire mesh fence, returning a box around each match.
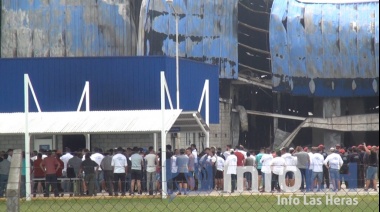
[0,147,379,212]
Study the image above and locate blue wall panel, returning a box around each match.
[1,0,137,57]
[0,56,219,123]
[139,0,238,79]
[269,0,289,89]
[270,0,379,97]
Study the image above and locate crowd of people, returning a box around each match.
[0,142,378,198]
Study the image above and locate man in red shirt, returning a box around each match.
[234,147,245,167]
[32,153,45,197]
[40,150,60,197]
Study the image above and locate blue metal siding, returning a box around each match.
[1,0,137,57]
[269,0,289,88]
[0,56,219,123]
[138,0,238,79]
[270,0,379,97]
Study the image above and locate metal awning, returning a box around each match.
[0,110,209,135]
[171,111,210,133]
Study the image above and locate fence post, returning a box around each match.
[6,149,22,212]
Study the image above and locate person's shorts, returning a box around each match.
[257,169,262,176]
[329,168,340,180]
[175,173,187,183]
[285,171,294,179]
[215,170,224,179]
[156,172,161,181]
[131,170,142,181]
[244,172,252,182]
[366,166,378,180]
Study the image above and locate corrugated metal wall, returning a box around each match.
[137,0,238,79]
[0,0,140,57]
[270,0,379,97]
[0,56,219,123]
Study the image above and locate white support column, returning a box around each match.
[160,71,167,199]
[205,80,209,147]
[154,133,158,152]
[24,74,32,201]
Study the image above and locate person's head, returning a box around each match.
[148,146,154,153]
[265,148,271,154]
[318,144,325,152]
[260,148,265,153]
[186,148,192,156]
[226,145,232,150]
[166,145,172,151]
[296,146,303,152]
[271,151,277,157]
[311,147,318,153]
[281,147,288,154]
[289,147,294,154]
[180,149,185,155]
[191,144,196,150]
[246,152,251,157]
[335,144,341,150]
[204,148,210,154]
[46,150,52,157]
[230,149,235,155]
[330,147,336,153]
[64,147,71,154]
[117,147,124,153]
[132,147,139,153]
[85,152,91,159]
[174,149,179,155]
[7,149,13,156]
[276,151,281,157]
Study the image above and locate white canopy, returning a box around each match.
[0,110,185,135]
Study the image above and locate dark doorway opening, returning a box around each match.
[62,135,86,152]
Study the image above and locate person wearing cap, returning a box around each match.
[111,147,128,196]
[364,143,378,192]
[310,147,324,192]
[324,148,343,192]
[225,149,237,193]
[339,148,349,189]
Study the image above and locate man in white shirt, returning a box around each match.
[271,151,286,192]
[60,147,73,192]
[260,148,273,192]
[90,147,104,193]
[111,147,128,196]
[281,147,297,187]
[191,144,198,164]
[215,151,225,191]
[225,149,237,193]
[311,147,324,191]
[324,147,343,192]
[223,145,232,160]
[144,146,158,195]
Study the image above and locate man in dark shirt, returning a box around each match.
[349,147,361,189]
[80,153,99,196]
[364,144,378,192]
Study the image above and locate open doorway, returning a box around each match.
[62,135,86,152]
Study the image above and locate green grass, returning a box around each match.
[0,195,378,212]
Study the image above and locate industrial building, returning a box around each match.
[0,0,378,153]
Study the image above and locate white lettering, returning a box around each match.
[326,194,334,205]
[353,198,359,205]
